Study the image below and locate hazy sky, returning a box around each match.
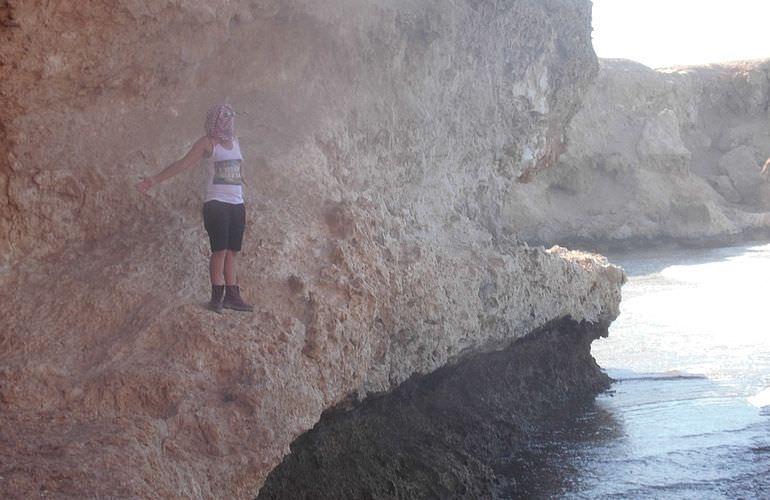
[592,0,770,68]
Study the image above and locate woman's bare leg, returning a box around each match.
[224,250,238,286]
[209,250,227,286]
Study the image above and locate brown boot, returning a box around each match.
[223,285,254,312]
[208,285,225,313]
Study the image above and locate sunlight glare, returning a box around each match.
[592,0,770,68]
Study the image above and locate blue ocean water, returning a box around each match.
[520,243,770,499]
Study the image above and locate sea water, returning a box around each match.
[515,243,770,499]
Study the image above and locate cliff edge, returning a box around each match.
[512,58,770,248]
[0,1,621,498]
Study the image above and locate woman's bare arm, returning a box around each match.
[136,137,211,192]
[762,158,770,177]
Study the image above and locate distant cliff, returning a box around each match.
[512,58,770,249]
[0,1,623,498]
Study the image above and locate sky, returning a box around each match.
[591,0,770,68]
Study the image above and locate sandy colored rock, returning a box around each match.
[507,58,770,249]
[0,1,622,498]
[719,145,763,204]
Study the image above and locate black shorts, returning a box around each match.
[202,200,246,252]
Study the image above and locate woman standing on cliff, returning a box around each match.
[136,104,254,313]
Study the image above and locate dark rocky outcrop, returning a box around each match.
[259,319,610,499]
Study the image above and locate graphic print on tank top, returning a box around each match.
[212,159,243,185]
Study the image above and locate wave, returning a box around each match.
[747,387,770,409]
[605,368,708,382]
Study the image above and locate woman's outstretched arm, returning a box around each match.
[761,157,770,177]
[136,137,211,193]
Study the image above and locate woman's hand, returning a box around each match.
[136,177,156,193]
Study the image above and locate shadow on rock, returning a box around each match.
[258,317,614,499]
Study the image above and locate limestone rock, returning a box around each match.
[511,58,770,249]
[709,175,742,204]
[637,108,691,173]
[718,145,763,204]
[0,1,620,498]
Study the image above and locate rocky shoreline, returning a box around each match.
[8,0,767,497]
[550,228,770,255]
[506,58,770,249]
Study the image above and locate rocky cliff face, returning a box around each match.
[513,58,770,249]
[0,1,622,498]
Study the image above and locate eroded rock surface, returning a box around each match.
[0,1,620,498]
[511,58,770,249]
[259,318,612,499]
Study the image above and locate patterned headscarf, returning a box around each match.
[205,104,235,142]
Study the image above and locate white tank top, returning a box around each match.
[203,138,244,204]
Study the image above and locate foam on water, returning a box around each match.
[748,387,770,409]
